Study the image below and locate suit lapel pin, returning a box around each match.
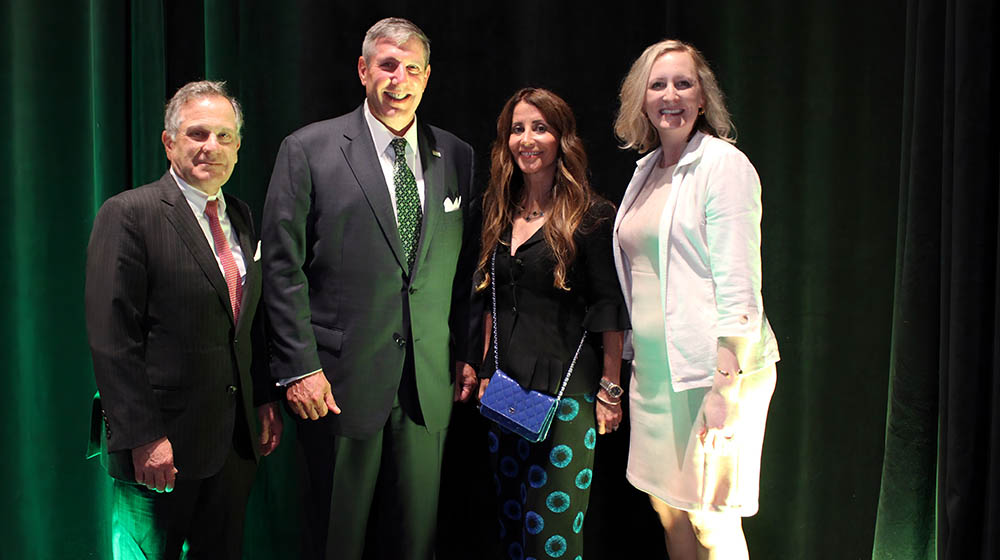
[431,149,442,158]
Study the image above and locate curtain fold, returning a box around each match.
[130,0,167,186]
[873,0,999,558]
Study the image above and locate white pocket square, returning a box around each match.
[253,240,261,261]
[443,195,461,213]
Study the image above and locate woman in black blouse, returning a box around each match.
[476,87,629,560]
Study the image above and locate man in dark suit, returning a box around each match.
[261,17,481,560]
[86,80,282,559]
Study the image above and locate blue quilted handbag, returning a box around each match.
[480,369,558,442]
[479,248,586,442]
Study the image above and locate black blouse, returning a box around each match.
[480,201,630,395]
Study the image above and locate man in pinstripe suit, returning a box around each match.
[86,81,282,560]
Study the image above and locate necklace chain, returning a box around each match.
[517,205,545,221]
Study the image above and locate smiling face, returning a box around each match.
[644,50,705,141]
[507,101,560,179]
[358,36,431,135]
[161,95,241,195]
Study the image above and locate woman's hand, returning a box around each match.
[477,377,490,401]
[597,331,626,435]
[699,388,739,451]
[699,337,744,450]
[596,394,623,434]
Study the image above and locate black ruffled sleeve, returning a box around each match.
[578,201,630,332]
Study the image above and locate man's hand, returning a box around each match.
[286,371,340,420]
[132,436,177,493]
[453,361,479,403]
[257,402,284,455]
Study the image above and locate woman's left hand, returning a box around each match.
[699,388,739,451]
[596,398,623,435]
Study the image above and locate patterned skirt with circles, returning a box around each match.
[488,392,597,560]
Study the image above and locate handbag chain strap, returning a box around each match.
[491,247,587,401]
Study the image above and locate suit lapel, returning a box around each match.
[341,107,408,273]
[412,123,445,278]
[157,176,235,325]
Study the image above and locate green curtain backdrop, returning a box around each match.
[874,0,999,559]
[9,0,986,558]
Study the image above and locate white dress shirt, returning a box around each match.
[362,99,426,220]
[170,167,247,285]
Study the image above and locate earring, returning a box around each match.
[698,107,705,115]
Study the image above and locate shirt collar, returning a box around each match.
[363,99,420,158]
[169,166,226,216]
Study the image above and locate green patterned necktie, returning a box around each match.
[391,137,422,271]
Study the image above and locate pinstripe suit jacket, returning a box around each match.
[86,173,270,481]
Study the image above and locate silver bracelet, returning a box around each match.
[596,394,621,406]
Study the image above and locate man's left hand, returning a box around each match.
[453,361,479,403]
[257,402,283,456]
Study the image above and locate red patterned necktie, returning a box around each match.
[205,199,242,322]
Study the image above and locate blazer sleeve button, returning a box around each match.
[393,333,406,347]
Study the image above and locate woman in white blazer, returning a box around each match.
[612,39,779,560]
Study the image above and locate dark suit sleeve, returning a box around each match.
[251,303,280,405]
[449,143,485,367]
[239,202,280,406]
[85,196,164,452]
[261,134,323,380]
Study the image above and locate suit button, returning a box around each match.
[393,333,406,347]
[227,385,237,395]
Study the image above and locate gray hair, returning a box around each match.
[615,39,735,153]
[361,17,430,66]
[163,80,243,140]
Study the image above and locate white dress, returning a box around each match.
[619,163,776,516]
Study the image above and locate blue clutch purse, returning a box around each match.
[479,248,586,442]
[480,369,558,443]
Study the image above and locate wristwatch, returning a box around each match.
[599,378,624,400]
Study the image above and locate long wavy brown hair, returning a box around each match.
[477,88,596,291]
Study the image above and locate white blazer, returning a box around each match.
[613,132,780,391]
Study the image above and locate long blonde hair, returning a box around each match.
[614,39,735,152]
[477,88,596,291]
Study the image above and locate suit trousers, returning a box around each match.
[111,441,256,560]
[298,400,446,560]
